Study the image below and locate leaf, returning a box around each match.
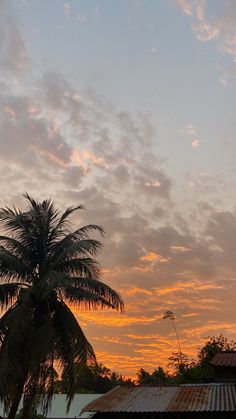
[52,299,95,410]
[0,283,28,311]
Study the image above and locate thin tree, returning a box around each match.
[0,194,124,419]
[163,310,183,365]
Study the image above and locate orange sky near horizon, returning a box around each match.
[72,263,236,378]
[2,0,236,379]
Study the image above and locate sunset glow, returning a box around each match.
[1,0,236,378]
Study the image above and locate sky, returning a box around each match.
[1,0,236,378]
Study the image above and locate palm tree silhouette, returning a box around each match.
[163,310,183,365]
[0,194,123,419]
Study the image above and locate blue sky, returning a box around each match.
[1,0,236,376]
[16,0,236,180]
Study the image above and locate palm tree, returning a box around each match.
[163,310,183,365]
[0,194,123,419]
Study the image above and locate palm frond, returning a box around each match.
[49,273,124,311]
[22,193,38,209]
[0,283,28,311]
[23,361,58,418]
[56,205,85,229]
[52,299,95,409]
[0,302,33,395]
[51,239,102,268]
[67,277,124,311]
[56,257,101,278]
[0,236,33,267]
[0,206,24,233]
[0,249,30,281]
[61,287,121,310]
[50,224,105,259]
[48,205,85,245]
[31,271,123,311]
[63,238,102,257]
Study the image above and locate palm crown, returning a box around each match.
[0,194,123,418]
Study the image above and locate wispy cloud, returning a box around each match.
[192,139,201,148]
[139,251,170,264]
[63,2,70,20]
[179,123,196,135]
[179,123,202,147]
[175,0,236,82]
[176,0,193,16]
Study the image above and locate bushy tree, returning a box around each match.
[198,334,236,368]
[137,367,168,386]
[136,335,236,387]
[169,335,236,384]
[56,362,134,393]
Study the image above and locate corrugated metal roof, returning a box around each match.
[82,384,236,413]
[211,352,236,367]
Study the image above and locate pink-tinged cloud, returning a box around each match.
[71,149,107,174]
[176,0,193,16]
[4,105,16,118]
[192,139,201,147]
[139,251,170,264]
[171,245,191,253]
[195,0,206,22]
[192,21,219,42]
[63,2,70,20]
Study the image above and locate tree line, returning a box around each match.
[54,334,236,392]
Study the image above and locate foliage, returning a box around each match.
[168,351,192,374]
[167,335,236,384]
[136,367,169,386]
[0,194,123,418]
[57,334,236,392]
[16,404,44,419]
[198,334,236,367]
[56,362,134,393]
[136,335,236,386]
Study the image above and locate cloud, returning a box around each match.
[192,139,201,147]
[171,245,191,253]
[179,123,202,147]
[71,149,108,174]
[139,252,170,264]
[179,123,196,136]
[0,0,27,75]
[195,0,206,21]
[76,13,86,23]
[1,0,236,378]
[176,0,193,16]
[63,2,71,20]
[175,0,236,77]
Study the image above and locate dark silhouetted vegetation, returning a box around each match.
[0,195,123,419]
[136,335,236,386]
[55,363,135,393]
[55,335,236,393]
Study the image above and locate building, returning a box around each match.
[210,351,236,383]
[81,384,236,419]
[0,394,101,419]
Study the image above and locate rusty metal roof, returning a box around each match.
[82,384,236,413]
[211,352,236,367]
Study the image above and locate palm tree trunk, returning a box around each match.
[21,407,32,419]
[21,396,35,419]
[171,319,183,365]
[7,386,23,419]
